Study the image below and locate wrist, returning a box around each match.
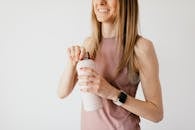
[67,59,77,69]
[112,90,128,106]
[110,88,120,101]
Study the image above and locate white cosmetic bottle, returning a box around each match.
[76,52,102,111]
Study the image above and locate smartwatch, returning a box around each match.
[113,91,127,106]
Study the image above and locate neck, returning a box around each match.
[101,23,115,38]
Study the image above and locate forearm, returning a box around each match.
[111,89,163,122]
[130,38,163,122]
[57,62,77,99]
[122,95,163,122]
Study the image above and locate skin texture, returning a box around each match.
[58,0,163,123]
[93,0,117,23]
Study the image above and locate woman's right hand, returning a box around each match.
[67,45,86,66]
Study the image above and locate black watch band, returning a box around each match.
[118,91,127,103]
[113,91,127,106]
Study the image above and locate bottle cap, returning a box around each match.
[83,52,90,60]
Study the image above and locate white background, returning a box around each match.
[0,0,195,130]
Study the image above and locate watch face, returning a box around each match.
[118,91,127,103]
[112,91,127,106]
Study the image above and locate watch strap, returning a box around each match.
[113,91,127,106]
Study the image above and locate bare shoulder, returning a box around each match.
[134,37,155,56]
[134,36,159,71]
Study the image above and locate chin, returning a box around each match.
[96,17,113,23]
[97,19,107,22]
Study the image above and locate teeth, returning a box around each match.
[98,9,109,13]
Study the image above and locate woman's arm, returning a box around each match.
[119,37,163,122]
[77,37,163,122]
[57,37,94,99]
[57,46,86,99]
[57,60,78,98]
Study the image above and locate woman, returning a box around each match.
[58,0,163,129]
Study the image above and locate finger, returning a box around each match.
[78,75,101,90]
[80,86,91,92]
[79,82,96,92]
[80,67,98,76]
[70,46,75,60]
[79,81,93,89]
[74,46,80,61]
[78,74,96,82]
[79,47,86,60]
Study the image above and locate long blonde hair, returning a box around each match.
[91,0,140,76]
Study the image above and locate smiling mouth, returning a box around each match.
[98,8,109,13]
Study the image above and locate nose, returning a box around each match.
[98,0,107,5]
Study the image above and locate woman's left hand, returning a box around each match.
[77,67,118,100]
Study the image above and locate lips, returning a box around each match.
[98,8,109,13]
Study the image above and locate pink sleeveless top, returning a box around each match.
[81,37,140,130]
